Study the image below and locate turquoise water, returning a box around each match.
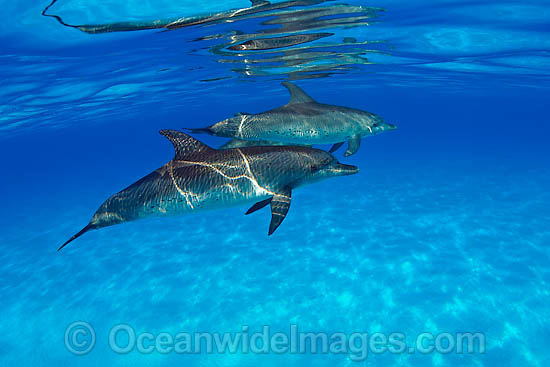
[1,0,549,366]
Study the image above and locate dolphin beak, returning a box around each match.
[330,163,359,176]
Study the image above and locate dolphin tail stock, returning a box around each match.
[58,224,97,251]
[182,127,214,135]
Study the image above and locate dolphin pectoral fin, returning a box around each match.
[268,188,292,235]
[329,142,345,153]
[246,198,272,215]
[282,82,315,104]
[344,135,361,157]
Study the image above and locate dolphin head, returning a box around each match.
[289,149,358,188]
[372,121,397,135]
[354,110,386,133]
[320,160,360,177]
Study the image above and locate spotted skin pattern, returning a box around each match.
[58,130,358,250]
[192,82,395,156]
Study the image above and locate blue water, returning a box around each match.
[1,0,549,366]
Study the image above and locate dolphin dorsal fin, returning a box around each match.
[160,130,213,160]
[282,82,315,104]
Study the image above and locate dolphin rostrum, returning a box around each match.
[186,82,396,156]
[58,130,358,250]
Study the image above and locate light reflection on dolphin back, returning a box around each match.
[42,0,388,79]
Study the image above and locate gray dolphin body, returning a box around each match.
[59,130,358,250]
[188,82,395,156]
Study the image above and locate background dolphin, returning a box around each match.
[186,82,396,156]
[59,130,358,250]
[219,120,397,150]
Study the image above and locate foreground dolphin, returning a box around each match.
[58,130,358,250]
[186,82,395,156]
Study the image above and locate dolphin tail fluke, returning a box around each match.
[58,224,95,251]
[183,127,213,135]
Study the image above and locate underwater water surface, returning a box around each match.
[1,0,549,366]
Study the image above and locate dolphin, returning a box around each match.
[185,82,395,156]
[219,120,396,150]
[58,130,358,250]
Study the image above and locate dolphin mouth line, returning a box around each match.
[328,163,359,175]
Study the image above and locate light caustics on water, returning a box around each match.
[42,0,389,79]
